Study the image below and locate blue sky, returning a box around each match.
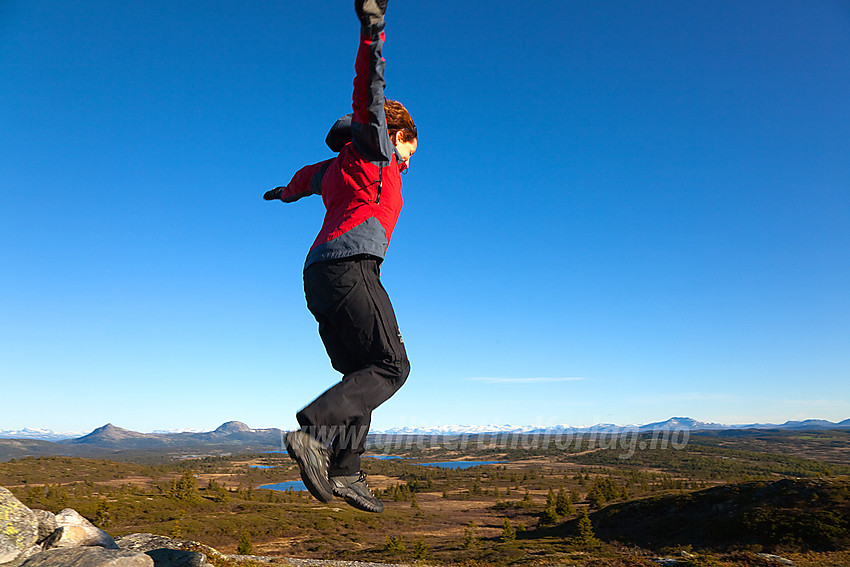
[2,1,848,434]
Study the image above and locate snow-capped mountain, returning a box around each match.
[376,424,541,435]
[373,417,850,435]
[373,423,637,435]
[0,428,85,441]
[639,417,730,431]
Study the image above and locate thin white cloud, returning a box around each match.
[466,377,585,384]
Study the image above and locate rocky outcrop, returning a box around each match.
[0,487,39,565]
[0,487,214,567]
[2,486,131,566]
[0,486,283,567]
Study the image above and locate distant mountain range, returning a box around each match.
[0,421,288,462]
[2,417,849,445]
[375,417,850,436]
[63,421,286,449]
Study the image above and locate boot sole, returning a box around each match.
[284,431,334,503]
[332,482,384,513]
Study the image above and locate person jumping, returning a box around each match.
[263,0,417,513]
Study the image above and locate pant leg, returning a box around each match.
[298,256,409,475]
[313,309,360,376]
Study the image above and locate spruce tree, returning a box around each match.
[237,531,253,555]
[540,504,560,525]
[385,535,406,555]
[462,521,478,549]
[545,487,556,509]
[574,509,600,548]
[413,537,428,559]
[556,486,574,516]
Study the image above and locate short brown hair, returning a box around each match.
[385,99,417,142]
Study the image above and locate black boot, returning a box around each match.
[284,430,334,503]
[331,471,384,513]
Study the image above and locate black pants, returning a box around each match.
[297,255,409,476]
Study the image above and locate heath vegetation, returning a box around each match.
[1,429,849,566]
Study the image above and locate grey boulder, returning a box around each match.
[0,487,39,565]
[21,547,153,567]
[30,511,56,544]
[145,549,207,567]
[115,534,214,565]
[49,509,118,550]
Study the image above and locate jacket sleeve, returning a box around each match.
[350,29,394,164]
[278,159,333,203]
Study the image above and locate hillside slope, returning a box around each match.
[534,478,850,551]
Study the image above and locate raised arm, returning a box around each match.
[350,0,394,164]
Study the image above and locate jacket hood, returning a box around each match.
[326,114,354,152]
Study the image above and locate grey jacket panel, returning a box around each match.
[304,216,388,269]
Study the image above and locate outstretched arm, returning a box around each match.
[264,159,333,202]
[350,0,394,164]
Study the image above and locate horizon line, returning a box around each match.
[2,416,849,438]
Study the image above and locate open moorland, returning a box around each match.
[2,429,850,566]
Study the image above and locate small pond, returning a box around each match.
[259,480,306,492]
[418,461,505,469]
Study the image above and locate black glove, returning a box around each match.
[263,187,284,201]
[355,0,387,35]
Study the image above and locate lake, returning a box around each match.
[365,456,505,469]
[259,480,306,492]
[418,461,505,469]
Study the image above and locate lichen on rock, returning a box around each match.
[0,487,39,565]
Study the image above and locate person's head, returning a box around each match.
[385,99,417,165]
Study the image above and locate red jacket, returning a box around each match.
[278,29,406,268]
